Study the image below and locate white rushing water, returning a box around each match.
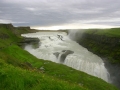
[21,32,110,82]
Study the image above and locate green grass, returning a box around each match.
[1,45,118,90]
[85,28,120,37]
[0,59,87,90]
[0,24,118,90]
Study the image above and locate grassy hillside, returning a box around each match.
[0,24,118,90]
[86,28,120,37]
[0,24,21,47]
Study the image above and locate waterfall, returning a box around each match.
[56,50,109,82]
[65,54,109,81]
[21,32,110,82]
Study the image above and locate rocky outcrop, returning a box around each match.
[60,50,74,63]
[53,50,74,63]
[18,38,40,48]
[19,38,40,44]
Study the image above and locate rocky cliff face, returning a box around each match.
[73,31,120,88]
[77,33,120,64]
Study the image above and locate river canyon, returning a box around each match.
[21,31,111,83]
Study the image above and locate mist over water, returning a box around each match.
[21,31,110,82]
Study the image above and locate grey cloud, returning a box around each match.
[0,0,120,27]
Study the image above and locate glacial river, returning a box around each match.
[21,31,110,82]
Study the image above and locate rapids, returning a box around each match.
[21,32,110,82]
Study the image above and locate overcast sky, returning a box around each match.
[0,0,120,29]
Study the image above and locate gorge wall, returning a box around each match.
[70,29,120,88]
[78,33,120,64]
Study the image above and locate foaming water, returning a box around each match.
[22,32,110,82]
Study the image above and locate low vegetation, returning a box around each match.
[85,28,120,37]
[0,24,118,90]
[79,28,120,64]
